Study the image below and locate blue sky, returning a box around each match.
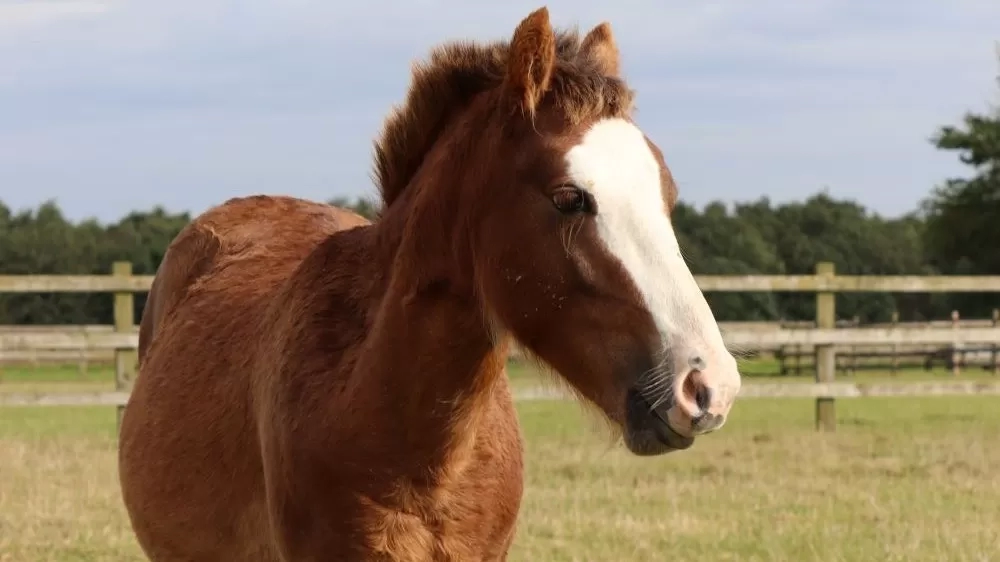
[1,0,998,223]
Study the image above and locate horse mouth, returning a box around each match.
[627,388,695,451]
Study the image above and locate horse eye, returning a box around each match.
[552,186,588,214]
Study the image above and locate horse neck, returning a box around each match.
[350,186,508,470]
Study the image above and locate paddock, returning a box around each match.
[2,361,999,561]
[2,265,1000,560]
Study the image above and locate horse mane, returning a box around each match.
[371,27,636,209]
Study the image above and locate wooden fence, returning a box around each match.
[0,325,119,371]
[766,311,1000,376]
[5,318,998,375]
[2,261,1000,432]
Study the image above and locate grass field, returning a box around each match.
[1,362,999,561]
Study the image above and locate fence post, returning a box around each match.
[112,262,137,432]
[992,309,999,376]
[950,310,961,377]
[890,311,899,375]
[815,262,836,432]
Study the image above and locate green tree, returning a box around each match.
[673,201,783,321]
[730,194,930,323]
[921,55,1000,315]
[0,184,962,326]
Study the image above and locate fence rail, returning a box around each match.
[2,262,999,431]
[6,272,1000,294]
[4,381,1000,408]
[2,325,999,352]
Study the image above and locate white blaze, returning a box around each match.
[563,118,732,379]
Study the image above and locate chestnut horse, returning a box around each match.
[118,7,741,561]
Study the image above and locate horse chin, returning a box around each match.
[622,388,695,456]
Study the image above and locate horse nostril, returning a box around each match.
[682,366,713,414]
[695,384,712,412]
[670,352,738,437]
[684,355,711,413]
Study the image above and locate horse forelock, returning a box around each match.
[371,27,635,212]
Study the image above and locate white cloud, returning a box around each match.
[0,0,998,222]
[0,0,112,31]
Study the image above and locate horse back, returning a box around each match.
[137,195,369,362]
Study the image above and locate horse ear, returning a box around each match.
[580,22,620,77]
[505,7,556,115]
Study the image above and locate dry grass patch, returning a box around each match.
[1,396,999,561]
[0,433,144,561]
[510,397,1000,561]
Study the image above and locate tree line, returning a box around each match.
[2,65,998,326]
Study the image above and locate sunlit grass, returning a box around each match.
[1,364,998,560]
